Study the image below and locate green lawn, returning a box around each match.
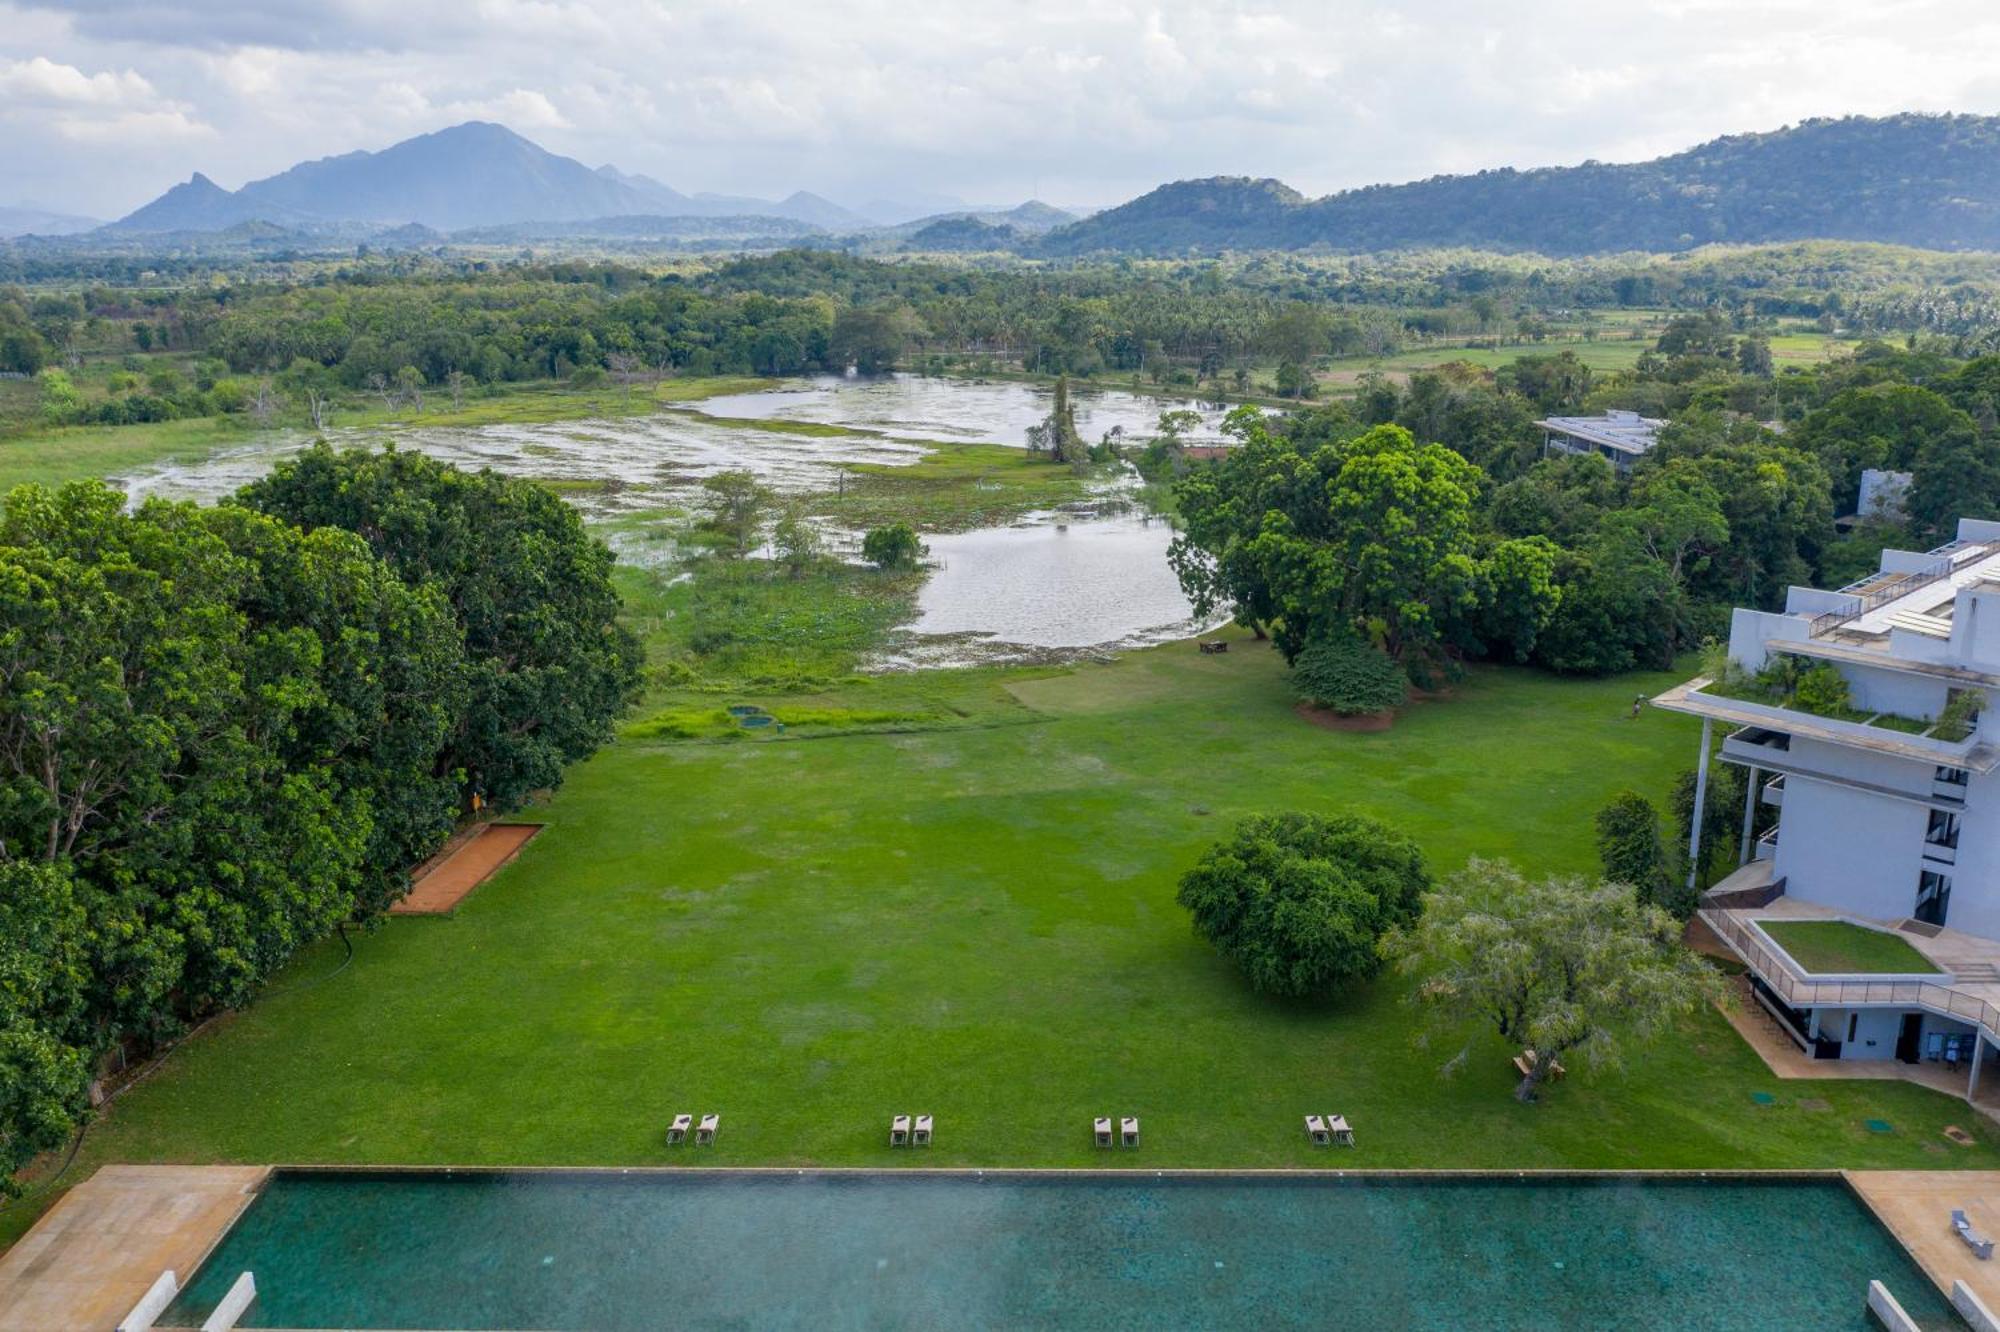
[1760,920,1942,975]
[7,637,1994,1247]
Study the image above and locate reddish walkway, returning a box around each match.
[391,823,543,915]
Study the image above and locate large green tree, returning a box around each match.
[240,444,642,812]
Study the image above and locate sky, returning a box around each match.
[6,0,2000,222]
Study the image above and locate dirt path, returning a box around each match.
[391,823,544,915]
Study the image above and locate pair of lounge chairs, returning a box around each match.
[1094,1116,1140,1147]
[889,1114,933,1146]
[1304,1114,1355,1146]
[666,1113,719,1145]
[1953,1208,1995,1260]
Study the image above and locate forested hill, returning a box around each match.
[1041,115,2000,256]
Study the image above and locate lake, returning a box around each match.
[115,374,1226,660]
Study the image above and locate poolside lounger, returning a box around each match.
[1094,1116,1114,1147]
[891,1114,911,1146]
[1121,1116,1140,1148]
[697,1113,719,1145]
[667,1113,692,1145]
[1305,1114,1330,1146]
[913,1114,932,1146]
[1953,1209,1995,1260]
[1326,1114,1354,1147]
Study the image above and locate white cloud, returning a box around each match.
[2,0,1999,219]
[0,55,156,106]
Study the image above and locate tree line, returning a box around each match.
[0,449,640,1192]
[1166,324,2000,694]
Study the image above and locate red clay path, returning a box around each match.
[391,823,544,915]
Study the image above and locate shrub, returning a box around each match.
[1593,790,1673,910]
[1175,811,1430,998]
[1289,636,1407,715]
[1790,663,1852,717]
[862,522,926,570]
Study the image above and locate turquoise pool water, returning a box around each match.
[162,1170,1962,1330]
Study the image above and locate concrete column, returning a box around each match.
[1973,1034,1987,1102]
[1687,717,1713,894]
[1738,764,1761,866]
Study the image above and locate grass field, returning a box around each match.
[1760,921,1943,975]
[7,635,1995,1247]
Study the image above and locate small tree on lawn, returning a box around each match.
[1289,636,1408,715]
[1593,789,1672,910]
[1176,811,1431,998]
[1385,858,1723,1102]
[862,522,926,570]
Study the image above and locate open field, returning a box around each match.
[8,636,1996,1248]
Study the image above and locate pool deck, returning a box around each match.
[1848,1170,2000,1311]
[0,1163,268,1332]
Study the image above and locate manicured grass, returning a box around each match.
[1760,921,1942,975]
[7,638,1995,1249]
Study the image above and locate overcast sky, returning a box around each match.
[6,0,2000,220]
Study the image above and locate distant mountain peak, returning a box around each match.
[106,121,874,235]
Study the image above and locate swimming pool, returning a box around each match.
[161,1169,1962,1330]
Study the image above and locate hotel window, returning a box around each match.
[1935,765,1970,788]
[1926,809,1961,850]
[1915,870,1952,927]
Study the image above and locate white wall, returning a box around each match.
[1813,1007,1905,1059]
[1947,771,2000,941]
[1774,776,1928,920]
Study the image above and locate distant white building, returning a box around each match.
[1536,410,1665,470]
[1655,517,2000,1110]
[1836,468,1914,532]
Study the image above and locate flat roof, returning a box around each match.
[1535,413,1664,456]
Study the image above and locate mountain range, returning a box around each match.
[0,204,103,238]
[106,122,877,235]
[89,112,2000,256]
[1042,114,2000,256]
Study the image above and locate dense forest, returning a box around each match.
[11,243,2000,431]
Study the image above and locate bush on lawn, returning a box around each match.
[1289,636,1408,715]
[1176,811,1431,998]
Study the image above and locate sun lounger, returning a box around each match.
[1305,1114,1330,1146]
[913,1114,932,1146]
[696,1113,719,1145]
[1953,1209,1995,1260]
[667,1113,692,1145]
[891,1114,911,1146]
[1094,1116,1113,1147]
[1121,1116,1140,1148]
[1326,1114,1354,1146]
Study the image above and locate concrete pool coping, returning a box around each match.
[9,1163,1992,1330]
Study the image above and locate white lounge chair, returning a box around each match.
[1305,1114,1330,1146]
[1326,1114,1354,1146]
[697,1113,719,1145]
[667,1113,692,1145]
[1121,1116,1140,1148]
[913,1114,932,1146]
[1094,1116,1113,1147]
[1953,1209,1995,1260]
[890,1114,911,1146]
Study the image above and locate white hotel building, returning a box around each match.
[1655,517,2000,1112]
